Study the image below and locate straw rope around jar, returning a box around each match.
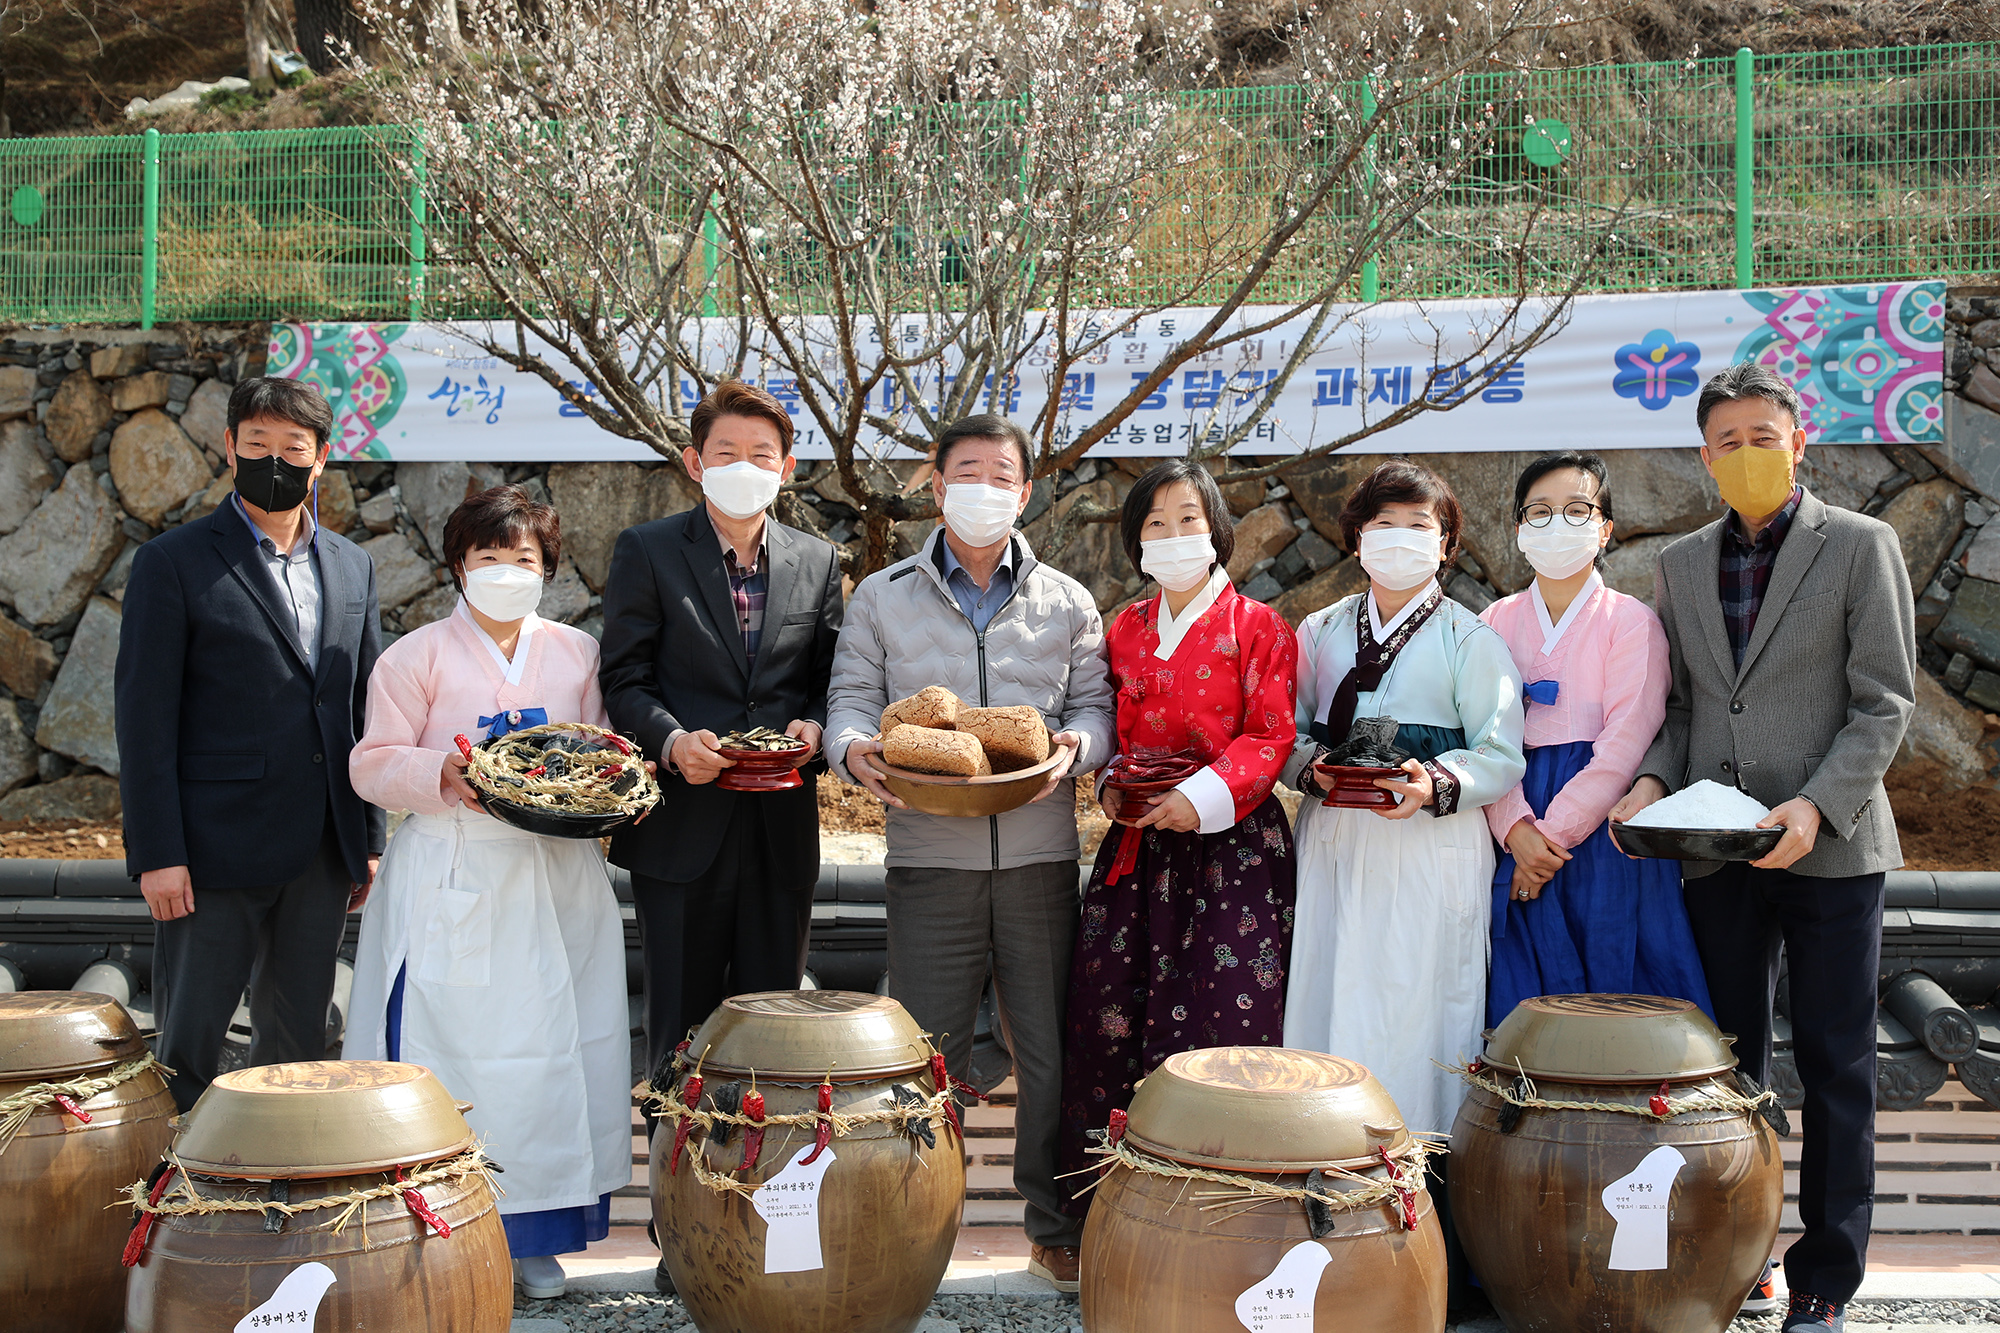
[0,1052,166,1157]
[1452,1060,1778,1121]
[461,722,660,816]
[1068,1129,1444,1232]
[118,1146,496,1237]
[639,1075,962,1200]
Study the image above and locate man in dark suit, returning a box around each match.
[599,378,844,1087]
[1612,363,1916,1333]
[115,377,385,1111]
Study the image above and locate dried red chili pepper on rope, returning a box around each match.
[669,1048,707,1176]
[396,1163,452,1238]
[1376,1145,1418,1232]
[454,734,474,761]
[1106,1108,1128,1146]
[1648,1080,1672,1118]
[52,1092,91,1123]
[739,1071,766,1173]
[801,1073,834,1164]
[927,1051,964,1140]
[121,1162,177,1267]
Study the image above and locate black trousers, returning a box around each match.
[628,796,815,1093]
[152,826,351,1111]
[1682,862,1884,1305]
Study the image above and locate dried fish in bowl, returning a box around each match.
[717,726,809,753]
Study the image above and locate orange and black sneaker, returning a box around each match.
[1740,1262,1778,1315]
[1781,1292,1845,1332]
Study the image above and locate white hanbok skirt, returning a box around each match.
[344,807,630,1215]
[1282,800,1495,1135]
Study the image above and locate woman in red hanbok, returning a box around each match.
[1057,461,1299,1208]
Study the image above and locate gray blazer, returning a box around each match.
[1638,486,1915,880]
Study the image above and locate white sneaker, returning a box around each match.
[514,1255,566,1299]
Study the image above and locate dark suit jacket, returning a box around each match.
[1639,486,1915,879]
[115,503,387,888]
[599,505,843,886]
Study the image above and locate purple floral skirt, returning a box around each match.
[1056,795,1295,1216]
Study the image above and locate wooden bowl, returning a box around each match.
[872,749,1067,819]
[1318,762,1406,809]
[715,741,812,792]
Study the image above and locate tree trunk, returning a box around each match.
[243,0,297,89]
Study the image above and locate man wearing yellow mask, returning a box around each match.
[1610,362,1915,1333]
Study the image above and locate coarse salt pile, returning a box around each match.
[1624,779,1772,830]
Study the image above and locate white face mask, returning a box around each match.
[1517,518,1604,580]
[700,459,783,520]
[940,483,1022,548]
[1357,527,1442,592]
[1140,533,1217,593]
[463,564,544,621]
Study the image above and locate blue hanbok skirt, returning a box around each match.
[1486,741,1714,1029]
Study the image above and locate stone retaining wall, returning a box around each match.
[1,308,1994,826]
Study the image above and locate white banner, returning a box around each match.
[269,281,1946,463]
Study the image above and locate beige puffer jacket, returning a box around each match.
[827,526,1116,870]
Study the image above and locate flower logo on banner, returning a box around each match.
[1732,282,1945,443]
[1611,330,1702,411]
[266,323,411,460]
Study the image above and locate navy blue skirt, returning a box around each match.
[1486,741,1715,1029]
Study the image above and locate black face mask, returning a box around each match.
[234,454,316,513]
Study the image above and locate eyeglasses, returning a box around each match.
[1517,501,1603,528]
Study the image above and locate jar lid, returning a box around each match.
[685,991,933,1081]
[1481,994,1738,1084]
[1123,1047,1411,1173]
[0,991,148,1080]
[171,1061,475,1179]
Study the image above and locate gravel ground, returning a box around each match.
[510,1293,2000,1330]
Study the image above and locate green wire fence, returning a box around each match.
[0,42,1993,328]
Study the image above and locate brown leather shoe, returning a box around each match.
[1027,1243,1081,1293]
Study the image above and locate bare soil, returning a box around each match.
[0,819,124,858]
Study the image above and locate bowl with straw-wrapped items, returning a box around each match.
[866,687,1065,818]
[456,722,661,838]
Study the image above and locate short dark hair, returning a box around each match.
[1336,459,1464,563]
[1120,460,1236,579]
[935,414,1032,478]
[1511,451,1614,526]
[441,485,563,591]
[227,377,335,450]
[692,379,796,457]
[1696,362,1802,434]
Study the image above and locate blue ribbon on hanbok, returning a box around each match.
[479,706,547,739]
[1523,679,1560,706]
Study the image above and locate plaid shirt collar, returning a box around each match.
[1722,484,1802,556]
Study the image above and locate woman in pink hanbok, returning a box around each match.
[344,486,631,1300]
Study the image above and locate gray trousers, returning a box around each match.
[152,828,350,1111]
[885,859,1080,1248]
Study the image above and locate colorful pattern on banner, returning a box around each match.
[270,282,1945,462]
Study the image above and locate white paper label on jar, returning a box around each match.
[753,1144,837,1274]
[234,1261,337,1330]
[1234,1240,1333,1331]
[1602,1144,1687,1271]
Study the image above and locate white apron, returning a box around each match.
[1283,799,1494,1135]
[344,806,630,1214]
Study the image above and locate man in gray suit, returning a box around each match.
[1611,362,1915,1333]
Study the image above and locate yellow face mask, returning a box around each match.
[1708,445,1795,519]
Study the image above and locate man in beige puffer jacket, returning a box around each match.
[827,414,1115,1291]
